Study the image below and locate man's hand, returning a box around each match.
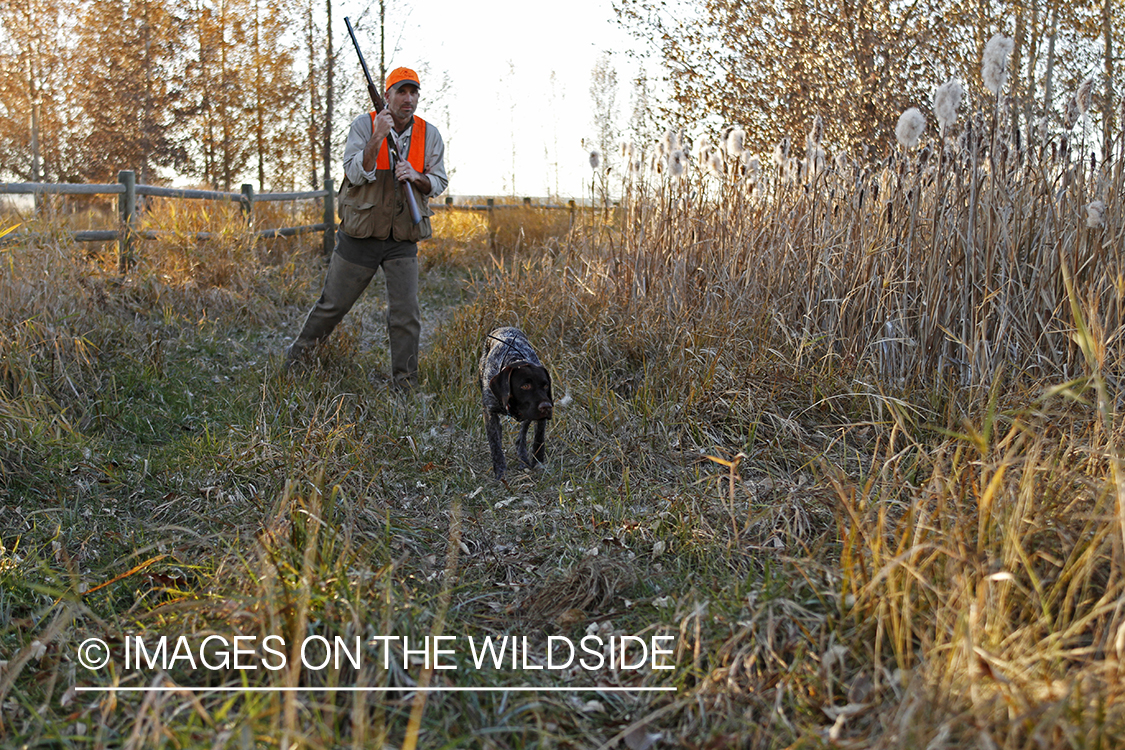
[395,160,432,195]
[362,109,395,172]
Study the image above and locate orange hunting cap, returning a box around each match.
[385,67,420,93]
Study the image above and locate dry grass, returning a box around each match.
[1,122,1125,748]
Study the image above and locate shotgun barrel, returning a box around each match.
[343,16,423,225]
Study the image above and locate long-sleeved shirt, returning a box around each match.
[341,111,448,198]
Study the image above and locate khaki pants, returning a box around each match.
[288,251,420,387]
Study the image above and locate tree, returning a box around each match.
[72,0,186,183]
[589,51,619,204]
[249,0,302,189]
[0,0,79,182]
[613,0,1108,158]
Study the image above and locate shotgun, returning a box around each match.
[343,16,423,225]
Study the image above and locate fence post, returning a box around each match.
[487,198,496,250]
[322,178,335,255]
[240,183,254,225]
[117,170,136,274]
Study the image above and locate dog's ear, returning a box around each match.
[489,367,513,412]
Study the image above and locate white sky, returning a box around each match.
[365,0,646,199]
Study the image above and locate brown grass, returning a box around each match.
[2,123,1125,748]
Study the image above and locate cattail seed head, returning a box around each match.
[708,152,724,178]
[725,127,746,158]
[1086,200,1106,228]
[808,147,826,176]
[698,140,713,164]
[809,114,824,147]
[670,149,686,177]
[933,79,964,132]
[746,155,761,183]
[896,108,927,149]
[1076,78,1094,115]
[1064,96,1081,130]
[589,148,601,169]
[772,137,790,168]
[982,34,1014,95]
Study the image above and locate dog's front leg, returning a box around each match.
[516,420,534,468]
[485,409,507,480]
[531,419,547,465]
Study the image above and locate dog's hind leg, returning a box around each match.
[485,410,507,479]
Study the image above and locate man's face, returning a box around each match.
[386,84,419,123]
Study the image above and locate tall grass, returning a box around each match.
[2,113,1125,748]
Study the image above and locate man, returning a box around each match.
[286,66,447,388]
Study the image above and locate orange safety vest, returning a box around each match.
[370,113,427,173]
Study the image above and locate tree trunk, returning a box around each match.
[323,0,333,185]
[1013,5,1026,144]
[255,0,265,188]
[1104,0,1115,149]
[27,56,41,184]
[1044,3,1058,115]
[1024,0,1040,132]
[379,0,385,86]
[306,0,319,190]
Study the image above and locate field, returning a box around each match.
[2,139,1125,750]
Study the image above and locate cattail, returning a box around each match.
[746,155,761,183]
[1037,117,1050,142]
[1086,200,1106,228]
[725,127,746,158]
[1064,96,1081,130]
[807,147,826,176]
[669,149,686,177]
[895,108,927,149]
[933,79,964,132]
[982,34,1014,96]
[835,151,850,174]
[708,151,724,178]
[698,140,713,165]
[782,157,801,184]
[662,129,676,154]
[809,114,824,147]
[772,137,790,168]
[589,148,601,169]
[1076,79,1094,115]
[719,125,734,152]
[630,147,643,174]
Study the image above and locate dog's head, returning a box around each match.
[489,360,553,421]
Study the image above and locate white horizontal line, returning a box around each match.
[75,686,676,693]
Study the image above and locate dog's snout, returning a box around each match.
[539,400,553,417]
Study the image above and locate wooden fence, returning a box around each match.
[1,170,587,270]
[0,170,335,272]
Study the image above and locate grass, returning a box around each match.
[1,124,1125,748]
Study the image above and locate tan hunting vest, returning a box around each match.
[337,114,433,242]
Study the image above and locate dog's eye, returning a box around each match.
[520,383,532,390]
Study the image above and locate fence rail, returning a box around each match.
[2,173,591,265]
[1,170,336,271]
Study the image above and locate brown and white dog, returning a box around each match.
[479,327,553,480]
